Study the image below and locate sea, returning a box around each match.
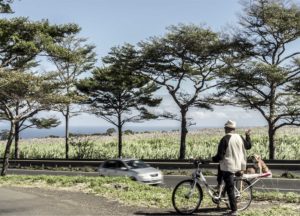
[6,126,187,139]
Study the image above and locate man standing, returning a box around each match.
[212,120,251,216]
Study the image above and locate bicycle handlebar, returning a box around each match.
[190,158,211,166]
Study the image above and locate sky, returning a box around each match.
[0,0,267,133]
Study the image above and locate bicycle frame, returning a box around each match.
[191,163,219,199]
[239,172,272,191]
[191,162,246,202]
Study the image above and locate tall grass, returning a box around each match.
[0,127,299,159]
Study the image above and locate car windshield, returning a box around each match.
[126,160,150,169]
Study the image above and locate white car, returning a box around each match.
[98,159,163,185]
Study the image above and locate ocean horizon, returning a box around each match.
[1,125,267,139]
[9,126,194,139]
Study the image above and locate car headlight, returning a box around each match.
[137,173,149,178]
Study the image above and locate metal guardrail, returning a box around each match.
[2,159,300,170]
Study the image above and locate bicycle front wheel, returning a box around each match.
[172,179,203,215]
[234,178,252,211]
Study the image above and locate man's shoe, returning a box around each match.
[230,211,238,216]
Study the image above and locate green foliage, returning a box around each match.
[77,44,161,125]
[1,128,300,160]
[139,24,231,159]
[124,129,134,135]
[106,128,116,136]
[69,137,95,159]
[28,117,61,129]
[281,171,296,179]
[240,206,299,216]
[220,0,300,159]
[48,35,96,105]
[0,70,65,108]
[77,44,161,157]
[253,191,300,203]
[0,0,13,13]
[139,24,223,110]
[0,17,80,69]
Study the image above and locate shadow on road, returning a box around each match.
[134,207,228,216]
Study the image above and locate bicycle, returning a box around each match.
[172,159,253,215]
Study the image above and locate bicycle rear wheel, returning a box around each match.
[172,179,203,215]
[234,178,252,211]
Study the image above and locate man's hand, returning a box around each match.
[245,129,251,136]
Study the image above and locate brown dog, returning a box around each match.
[251,154,269,174]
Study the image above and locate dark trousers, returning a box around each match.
[217,165,223,185]
[223,171,237,212]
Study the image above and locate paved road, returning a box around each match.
[0,186,170,216]
[0,186,230,216]
[7,169,300,193]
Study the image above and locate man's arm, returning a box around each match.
[212,135,230,162]
[241,134,252,150]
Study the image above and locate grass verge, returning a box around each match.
[0,175,299,215]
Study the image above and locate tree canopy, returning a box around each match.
[77,44,161,158]
[48,34,96,159]
[138,24,227,159]
[219,0,300,159]
[0,17,80,69]
[0,0,13,13]
[0,69,66,175]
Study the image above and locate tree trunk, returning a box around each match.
[1,122,15,176]
[117,125,123,158]
[14,103,20,159]
[117,114,122,159]
[179,109,188,160]
[14,122,20,159]
[65,105,70,159]
[268,125,276,160]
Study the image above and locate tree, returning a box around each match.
[77,44,161,158]
[106,128,116,136]
[0,17,80,158]
[0,0,13,13]
[219,0,300,159]
[0,69,64,176]
[138,24,225,159]
[0,17,80,70]
[47,35,96,159]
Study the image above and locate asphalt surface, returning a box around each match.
[0,186,171,216]
[6,168,300,193]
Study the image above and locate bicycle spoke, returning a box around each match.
[172,180,202,214]
[234,179,252,211]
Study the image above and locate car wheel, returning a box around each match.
[130,176,137,181]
